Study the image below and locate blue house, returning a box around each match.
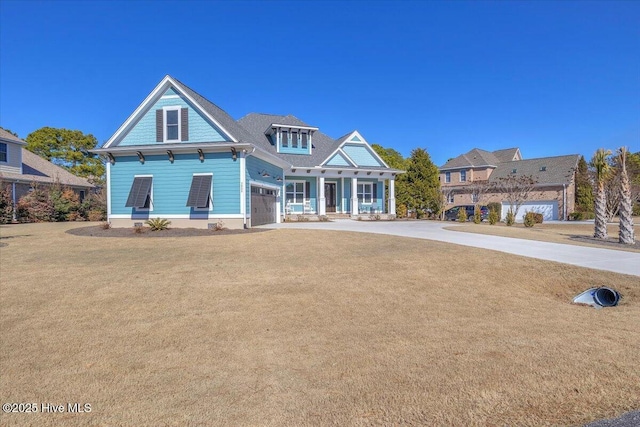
[95,76,402,229]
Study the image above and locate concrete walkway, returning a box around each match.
[263,220,640,277]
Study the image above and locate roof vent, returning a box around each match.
[511,168,517,174]
[540,166,547,171]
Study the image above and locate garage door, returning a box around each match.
[250,186,277,226]
[501,201,558,222]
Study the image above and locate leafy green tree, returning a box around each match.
[404,148,441,218]
[372,144,410,216]
[590,148,612,239]
[25,127,105,184]
[574,156,593,214]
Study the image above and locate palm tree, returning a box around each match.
[591,148,611,239]
[618,147,635,244]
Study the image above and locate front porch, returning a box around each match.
[283,212,397,222]
[283,174,398,217]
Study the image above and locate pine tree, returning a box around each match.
[574,156,593,213]
[404,148,441,218]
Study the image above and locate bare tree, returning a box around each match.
[467,179,489,210]
[489,175,538,219]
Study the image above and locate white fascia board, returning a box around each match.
[246,145,292,169]
[0,136,27,146]
[286,167,404,178]
[92,142,252,156]
[102,75,238,149]
[344,131,391,169]
[268,124,319,132]
[320,146,356,167]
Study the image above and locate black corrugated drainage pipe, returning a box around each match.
[573,287,621,309]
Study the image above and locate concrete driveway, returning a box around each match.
[263,220,640,277]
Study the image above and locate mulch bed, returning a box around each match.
[569,235,640,250]
[66,225,270,238]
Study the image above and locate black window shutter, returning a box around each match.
[156,110,163,142]
[186,175,212,208]
[126,177,153,208]
[372,183,377,202]
[181,108,188,141]
[305,181,310,199]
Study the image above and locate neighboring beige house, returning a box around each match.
[0,129,94,212]
[440,147,579,221]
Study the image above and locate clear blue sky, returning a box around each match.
[1,0,638,166]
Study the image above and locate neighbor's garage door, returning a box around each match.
[501,201,558,222]
[251,186,277,226]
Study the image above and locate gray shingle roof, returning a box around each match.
[441,148,499,169]
[488,154,579,185]
[0,128,26,145]
[237,113,342,168]
[0,148,94,188]
[492,147,520,163]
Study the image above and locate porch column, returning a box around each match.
[388,178,396,215]
[351,177,359,216]
[318,176,326,215]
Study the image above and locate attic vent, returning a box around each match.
[540,166,547,171]
[511,168,517,174]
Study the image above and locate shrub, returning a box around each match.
[210,220,225,231]
[101,222,111,230]
[533,213,543,224]
[146,217,171,231]
[473,210,482,224]
[396,204,407,218]
[488,208,499,225]
[79,190,106,221]
[569,211,595,221]
[524,211,536,227]
[487,202,501,215]
[505,210,515,226]
[457,208,467,223]
[50,187,80,222]
[16,186,54,222]
[0,185,13,224]
[133,224,144,234]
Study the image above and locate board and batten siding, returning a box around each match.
[110,152,240,216]
[245,155,284,216]
[118,88,228,146]
[0,142,23,174]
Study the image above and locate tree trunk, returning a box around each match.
[619,159,635,244]
[594,183,608,239]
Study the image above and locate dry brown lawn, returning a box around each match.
[447,220,640,253]
[1,222,639,426]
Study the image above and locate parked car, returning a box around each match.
[444,205,489,221]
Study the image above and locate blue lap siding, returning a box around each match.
[110,152,240,216]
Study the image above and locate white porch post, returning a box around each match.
[388,177,396,215]
[318,176,326,215]
[351,177,359,216]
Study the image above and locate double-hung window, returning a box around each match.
[285,182,305,204]
[445,172,451,183]
[460,170,466,182]
[281,130,289,147]
[0,143,7,162]
[357,183,373,204]
[166,109,179,141]
[301,132,308,149]
[448,193,455,203]
[291,131,298,148]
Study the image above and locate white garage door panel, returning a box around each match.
[501,201,558,221]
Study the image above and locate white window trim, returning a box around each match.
[357,183,373,204]
[133,174,153,212]
[460,170,467,182]
[163,106,181,143]
[285,180,306,204]
[445,172,451,183]
[192,173,213,211]
[448,193,455,203]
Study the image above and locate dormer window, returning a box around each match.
[267,124,318,154]
[291,131,298,148]
[301,133,308,149]
[282,130,288,147]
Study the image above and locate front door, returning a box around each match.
[325,182,336,213]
